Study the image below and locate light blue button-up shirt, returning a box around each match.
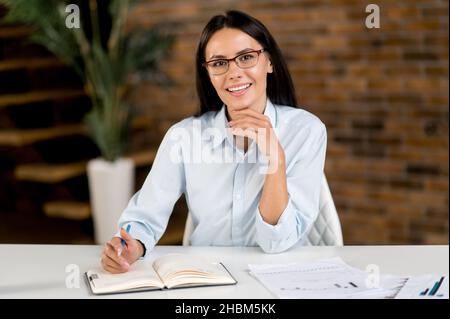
[117,99,327,254]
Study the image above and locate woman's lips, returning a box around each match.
[226,83,252,97]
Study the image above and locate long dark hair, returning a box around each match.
[195,10,298,116]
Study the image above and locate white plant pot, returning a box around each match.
[87,158,134,244]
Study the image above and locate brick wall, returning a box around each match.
[128,0,449,245]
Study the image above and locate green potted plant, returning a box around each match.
[1,0,176,243]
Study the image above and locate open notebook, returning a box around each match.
[86,253,237,295]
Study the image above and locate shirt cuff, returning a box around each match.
[255,198,298,244]
[114,221,155,258]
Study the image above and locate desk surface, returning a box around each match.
[0,244,448,299]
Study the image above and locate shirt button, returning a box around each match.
[235,194,242,200]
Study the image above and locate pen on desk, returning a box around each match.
[118,224,131,257]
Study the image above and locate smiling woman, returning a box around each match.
[205,32,271,111]
[100,10,328,274]
[195,11,297,114]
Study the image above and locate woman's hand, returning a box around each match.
[101,228,145,274]
[228,107,284,164]
[229,107,288,223]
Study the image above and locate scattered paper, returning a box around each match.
[249,257,407,299]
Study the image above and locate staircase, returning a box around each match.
[0,22,186,245]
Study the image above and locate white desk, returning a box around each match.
[0,244,448,298]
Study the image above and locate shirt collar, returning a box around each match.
[208,99,278,149]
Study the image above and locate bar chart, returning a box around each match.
[420,276,446,297]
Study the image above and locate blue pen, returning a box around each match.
[118,224,131,257]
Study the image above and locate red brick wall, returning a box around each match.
[128,0,449,245]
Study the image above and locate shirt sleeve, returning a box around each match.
[255,121,327,253]
[114,123,186,256]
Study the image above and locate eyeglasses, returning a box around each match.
[202,49,266,75]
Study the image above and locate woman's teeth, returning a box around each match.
[227,83,251,92]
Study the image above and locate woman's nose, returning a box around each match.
[227,61,243,79]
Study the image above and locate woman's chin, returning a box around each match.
[226,99,254,111]
[233,105,250,111]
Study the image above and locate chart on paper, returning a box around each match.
[395,274,449,299]
[248,257,405,299]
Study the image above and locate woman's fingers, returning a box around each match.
[100,237,134,273]
[102,261,125,274]
[105,242,130,267]
[105,242,119,258]
[229,114,280,157]
[102,251,123,269]
[101,253,128,273]
[101,243,130,273]
[229,117,272,142]
[101,250,122,273]
[230,108,271,123]
[229,117,267,130]
[120,227,133,242]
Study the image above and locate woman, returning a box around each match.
[101,10,327,273]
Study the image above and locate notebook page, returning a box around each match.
[87,259,164,294]
[153,253,235,287]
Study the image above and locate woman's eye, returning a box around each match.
[212,60,227,67]
[239,54,254,61]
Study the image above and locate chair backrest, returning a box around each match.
[305,175,343,246]
[182,174,343,246]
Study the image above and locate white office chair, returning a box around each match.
[182,174,343,246]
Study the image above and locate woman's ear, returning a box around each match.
[267,60,273,73]
[267,56,273,73]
